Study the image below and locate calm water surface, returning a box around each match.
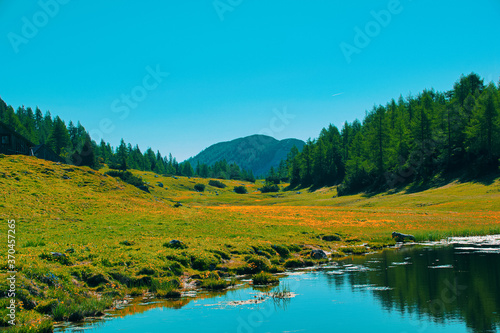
[59,237,500,333]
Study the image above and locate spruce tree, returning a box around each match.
[47,116,70,156]
[466,84,499,169]
[114,139,128,170]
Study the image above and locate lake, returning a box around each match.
[57,236,500,333]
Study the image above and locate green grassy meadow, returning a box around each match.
[1,155,499,331]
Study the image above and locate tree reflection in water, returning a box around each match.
[325,244,500,333]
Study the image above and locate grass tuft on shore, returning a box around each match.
[252,272,279,285]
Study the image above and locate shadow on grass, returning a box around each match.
[465,172,500,186]
[344,170,499,199]
[283,168,499,198]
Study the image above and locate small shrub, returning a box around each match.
[260,182,280,193]
[137,267,156,276]
[234,186,247,194]
[245,255,271,273]
[162,261,184,276]
[104,170,144,187]
[108,270,133,286]
[209,180,227,188]
[39,252,72,266]
[120,240,135,246]
[194,183,206,192]
[166,254,190,267]
[367,242,385,250]
[201,278,230,290]
[69,265,92,282]
[169,277,181,289]
[134,275,153,287]
[35,299,58,314]
[163,240,187,249]
[289,244,303,253]
[86,273,109,287]
[322,235,341,242]
[51,296,112,322]
[303,259,315,267]
[16,288,36,310]
[191,254,219,271]
[284,258,305,268]
[252,272,279,285]
[251,246,274,258]
[52,303,67,321]
[150,278,180,295]
[210,249,231,260]
[26,269,59,287]
[270,257,282,266]
[269,265,286,273]
[272,244,290,258]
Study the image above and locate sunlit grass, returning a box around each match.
[0,155,499,332]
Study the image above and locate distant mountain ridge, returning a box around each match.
[187,135,305,177]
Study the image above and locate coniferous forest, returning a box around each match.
[0,97,255,182]
[1,73,499,193]
[285,73,500,194]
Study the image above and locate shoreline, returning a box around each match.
[52,234,500,332]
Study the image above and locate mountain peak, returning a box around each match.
[188,135,305,177]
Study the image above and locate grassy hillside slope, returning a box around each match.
[0,155,499,331]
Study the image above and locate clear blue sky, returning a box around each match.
[1,0,499,161]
